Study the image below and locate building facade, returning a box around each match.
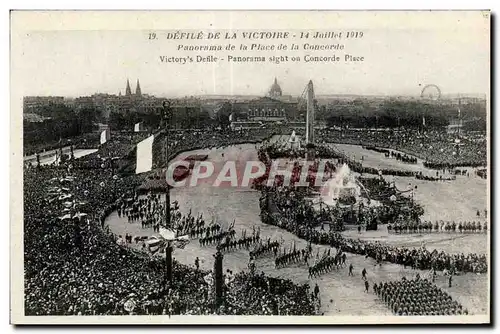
[23,96,65,113]
[231,78,300,122]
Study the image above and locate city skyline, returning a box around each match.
[22,76,487,100]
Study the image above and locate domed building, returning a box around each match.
[228,77,300,129]
[268,77,282,97]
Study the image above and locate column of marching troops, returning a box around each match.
[388,220,487,234]
[374,277,468,316]
[118,191,479,316]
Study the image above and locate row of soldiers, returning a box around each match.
[308,250,347,278]
[216,234,261,253]
[388,220,487,234]
[199,229,236,247]
[374,278,468,316]
[249,239,280,259]
[117,193,164,222]
[275,247,310,269]
[188,222,222,239]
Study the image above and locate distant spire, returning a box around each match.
[135,79,142,96]
[269,77,282,97]
[125,79,132,96]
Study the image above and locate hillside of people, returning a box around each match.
[24,129,319,316]
[23,95,488,317]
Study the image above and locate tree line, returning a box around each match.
[24,104,99,151]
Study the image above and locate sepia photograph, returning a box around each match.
[10,10,490,324]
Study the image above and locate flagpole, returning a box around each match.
[163,101,173,285]
[164,101,172,229]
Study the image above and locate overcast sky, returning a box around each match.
[13,11,489,98]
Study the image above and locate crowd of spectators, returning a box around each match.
[315,128,487,169]
[23,128,318,316]
[260,190,487,274]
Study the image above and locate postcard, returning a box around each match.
[10,10,490,324]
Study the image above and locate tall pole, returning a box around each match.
[305,80,315,146]
[163,101,174,285]
[164,103,172,229]
[214,250,224,309]
[305,80,316,162]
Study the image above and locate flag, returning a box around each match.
[135,134,155,174]
[134,122,143,132]
[100,128,111,145]
[159,227,176,241]
[313,250,320,266]
[145,236,164,254]
[204,273,214,286]
[174,234,190,249]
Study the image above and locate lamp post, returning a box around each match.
[162,100,173,229]
[162,100,174,285]
[214,250,224,309]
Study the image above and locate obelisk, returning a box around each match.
[305,80,315,145]
[305,80,315,160]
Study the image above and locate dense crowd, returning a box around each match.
[260,190,487,274]
[375,278,468,316]
[262,180,422,233]
[225,272,319,315]
[315,128,487,169]
[24,129,319,316]
[23,124,487,317]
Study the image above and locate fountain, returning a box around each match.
[288,130,301,150]
[320,164,361,206]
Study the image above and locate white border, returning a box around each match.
[4,3,497,332]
